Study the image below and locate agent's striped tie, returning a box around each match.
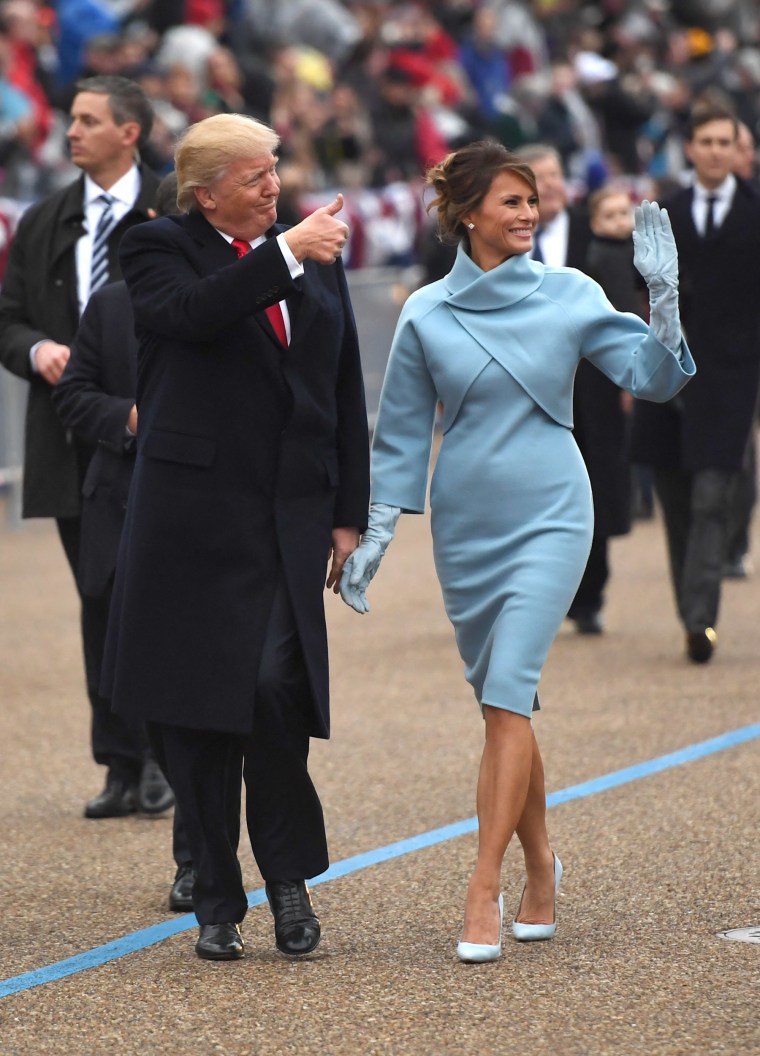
[90,194,118,296]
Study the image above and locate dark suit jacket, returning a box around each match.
[631,178,760,471]
[574,233,645,538]
[0,169,159,518]
[564,205,634,538]
[103,212,370,739]
[51,282,136,597]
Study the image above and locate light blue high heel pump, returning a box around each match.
[457,893,504,963]
[511,853,563,942]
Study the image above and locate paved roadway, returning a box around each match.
[0,500,758,1056]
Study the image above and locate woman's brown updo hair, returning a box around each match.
[425,140,538,244]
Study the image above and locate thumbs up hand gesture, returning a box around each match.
[284,193,350,265]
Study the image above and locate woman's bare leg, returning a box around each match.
[461,706,533,944]
[514,730,557,923]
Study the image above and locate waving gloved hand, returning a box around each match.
[633,200,678,287]
[339,503,400,614]
[632,199,682,353]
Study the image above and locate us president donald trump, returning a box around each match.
[103,113,370,961]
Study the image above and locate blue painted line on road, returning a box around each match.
[2,721,758,999]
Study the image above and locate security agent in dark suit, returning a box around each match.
[102,113,370,961]
[52,173,195,913]
[631,98,760,663]
[0,75,172,817]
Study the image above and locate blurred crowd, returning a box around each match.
[0,0,759,266]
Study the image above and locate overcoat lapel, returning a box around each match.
[183,212,296,347]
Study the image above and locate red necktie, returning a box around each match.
[231,237,288,346]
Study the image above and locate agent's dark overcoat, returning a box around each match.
[51,281,137,598]
[0,170,159,517]
[103,212,370,738]
[631,178,760,471]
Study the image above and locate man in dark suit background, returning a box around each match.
[52,173,196,914]
[722,120,759,579]
[518,143,631,637]
[0,75,172,817]
[103,113,370,961]
[631,97,760,663]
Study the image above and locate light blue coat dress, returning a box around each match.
[371,247,695,717]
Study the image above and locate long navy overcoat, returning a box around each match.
[103,211,370,738]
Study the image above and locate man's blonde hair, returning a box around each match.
[175,114,280,212]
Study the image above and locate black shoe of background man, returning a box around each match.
[137,758,175,814]
[195,923,244,961]
[686,627,716,664]
[84,772,138,819]
[266,880,321,956]
[169,863,197,912]
[569,607,603,635]
[722,554,751,579]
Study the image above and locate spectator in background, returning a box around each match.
[311,81,372,190]
[723,119,759,579]
[733,119,758,183]
[54,0,120,91]
[457,6,511,123]
[0,15,35,196]
[1,1,54,152]
[368,63,447,188]
[204,43,274,122]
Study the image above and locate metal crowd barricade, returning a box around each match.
[0,370,25,528]
[346,265,423,432]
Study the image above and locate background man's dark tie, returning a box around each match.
[705,195,717,238]
[533,227,544,263]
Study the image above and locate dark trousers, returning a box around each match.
[652,467,738,632]
[56,516,147,780]
[148,578,328,925]
[569,535,609,617]
[726,430,757,562]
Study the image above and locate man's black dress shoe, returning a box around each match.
[169,863,197,912]
[84,774,138,818]
[573,611,603,635]
[723,555,751,579]
[195,923,244,961]
[686,627,717,663]
[137,759,175,814]
[266,880,321,956]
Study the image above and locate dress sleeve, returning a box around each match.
[572,276,695,403]
[370,307,439,513]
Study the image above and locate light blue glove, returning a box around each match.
[633,199,682,353]
[340,502,400,613]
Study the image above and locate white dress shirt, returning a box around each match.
[691,174,736,236]
[30,166,143,372]
[77,167,142,315]
[533,208,570,268]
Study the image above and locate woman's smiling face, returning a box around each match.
[464,171,540,271]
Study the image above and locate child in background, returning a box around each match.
[585,185,645,317]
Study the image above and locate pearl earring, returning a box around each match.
[467,222,474,230]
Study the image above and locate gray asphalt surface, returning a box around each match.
[0,500,757,1056]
